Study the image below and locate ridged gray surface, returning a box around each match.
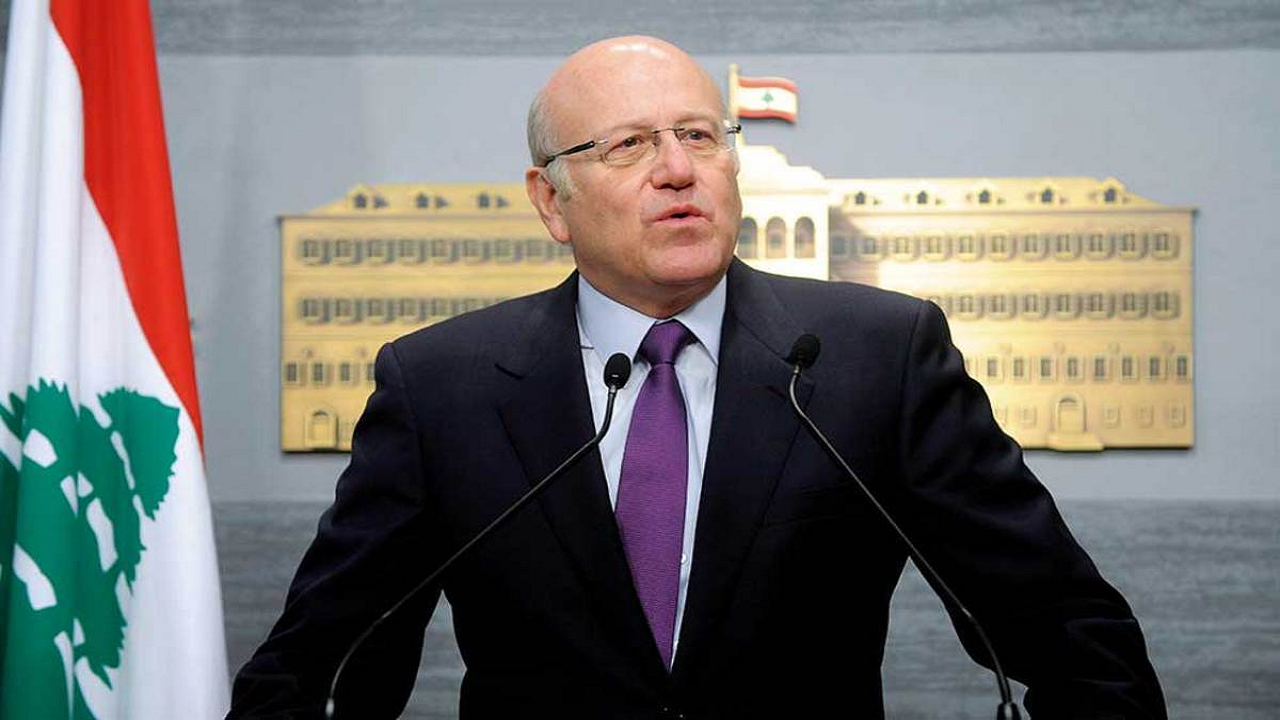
[217,499,1280,718]
[2,1,1279,54]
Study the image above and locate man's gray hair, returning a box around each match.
[527,89,577,199]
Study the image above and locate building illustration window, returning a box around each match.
[1093,356,1110,382]
[955,233,981,261]
[1151,231,1178,259]
[1121,356,1137,382]
[829,232,850,259]
[365,239,391,264]
[1053,233,1080,260]
[1020,293,1046,319]
[795,217,816,258]
[332,298,359,324]
[1152,291,1179,319]
[1020,233,1047,260]
[766,217,787,258]
[1175,355,1190,381]
[1118,231,1144,259]
[1038,356,1056,382]
[987,294,1013,319]
[300,298,328,324]
[461,239,486,263]
[1065,356,1082,382]
[284,362,302,387]
[955,294,982,320]
[332,239,360,265]
[300,238,327,265]
[922,234,947,260]
[364,298,389,323]
[1011,357,1028,382]
[857,235,883,261]
[1085,232,1111,259]
[1084,292,1112,319]
[890,234,916,261]
[988,233,1014,260]
[524,238,549,262]
[1119,292,1146,319]
[737,218,758,258]
[493,239,517,263]
[1148,355,1166,381]
[1052,293,1079,319]
[397,238,425,264]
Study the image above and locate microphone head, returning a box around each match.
[786,334,821,369]
[603,353,632,390]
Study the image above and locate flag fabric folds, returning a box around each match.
[0,0,229,718]
[734,75,799,123]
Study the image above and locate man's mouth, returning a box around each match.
[654,204,706,222]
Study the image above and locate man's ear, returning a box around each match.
[525,167,570,244]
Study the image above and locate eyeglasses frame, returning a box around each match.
[537,120,742,168]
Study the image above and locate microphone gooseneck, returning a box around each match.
[325,353,633,719]
[784,335,1020,720]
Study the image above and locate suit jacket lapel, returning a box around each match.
[672,260,814,683]
[495,273,667,687]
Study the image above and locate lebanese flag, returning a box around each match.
[734,75,798,123]
[0,1,228,718]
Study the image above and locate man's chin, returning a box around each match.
[647,253,733,291]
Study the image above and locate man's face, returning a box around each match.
[528,41,742,316]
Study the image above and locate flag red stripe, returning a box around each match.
[50,0,204,445]
[737,76,799,93]
[738,108,798,123]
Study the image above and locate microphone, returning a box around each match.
[784,334,1021,720]
[324,352,633,719]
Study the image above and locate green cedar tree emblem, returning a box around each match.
[0,380,179,719]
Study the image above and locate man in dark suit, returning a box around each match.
[231,36,1165,718]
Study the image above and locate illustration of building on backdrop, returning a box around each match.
[279,141,1194,452]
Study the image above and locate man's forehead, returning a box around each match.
[544,38,723,133]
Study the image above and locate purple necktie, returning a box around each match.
[616,320,695,671]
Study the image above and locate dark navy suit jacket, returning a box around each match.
[231,260,1165,718]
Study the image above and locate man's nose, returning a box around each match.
[649,135,695,190]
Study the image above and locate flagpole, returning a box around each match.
[728,62,742,148]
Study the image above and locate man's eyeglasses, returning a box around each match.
[538,120,742,168]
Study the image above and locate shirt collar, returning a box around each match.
[576,272,726,366]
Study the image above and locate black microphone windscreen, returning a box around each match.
[787,334,821,369]
[604,353,632,389]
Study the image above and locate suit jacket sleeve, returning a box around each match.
[893,299,1166,719]
[229,343,440,718]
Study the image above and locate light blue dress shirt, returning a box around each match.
[576,273,726,661]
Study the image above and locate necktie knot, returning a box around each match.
[638,321,695,367]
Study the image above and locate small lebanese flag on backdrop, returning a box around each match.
[734,75,799,123]
[0,0,229,718]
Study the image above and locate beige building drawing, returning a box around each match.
[280,147,1194,452]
